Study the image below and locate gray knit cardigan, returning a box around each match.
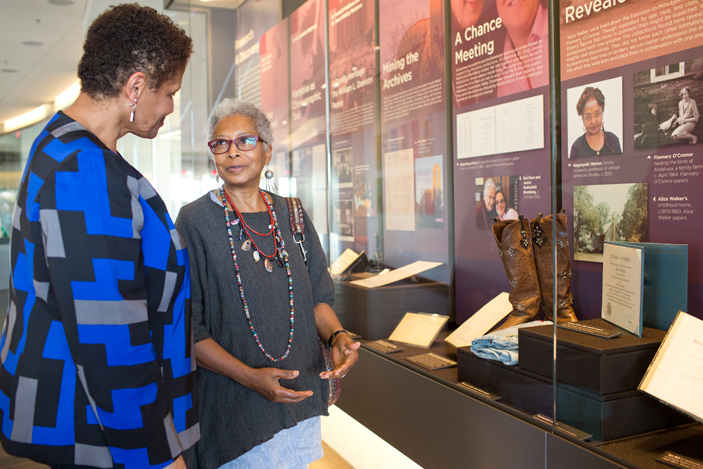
[176,191,335,469]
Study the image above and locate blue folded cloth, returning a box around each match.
[470,321,553,366]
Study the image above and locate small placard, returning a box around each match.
[557,321,623,339]
[405,352,457,370]
[533,414,592,441]
[458,382,501,401]
[365,340,404,354]
[445,293,512,348]
[656,451,703,469]
[602,243,645,337]
[330,249,364,275]
[388,313,449,349]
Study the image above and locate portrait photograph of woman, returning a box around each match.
[567,77,624,159]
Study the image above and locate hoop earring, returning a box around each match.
[129,98,137,123]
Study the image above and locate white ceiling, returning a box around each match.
[0,0,89,124]
[0,0,246,129]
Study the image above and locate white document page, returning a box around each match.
[330,248,360,275]
[602,243,644,336]
[384,149,415,231]
[389,313,450,348]
[445,293,512,348]
[349,261,442,288]
[456,106,495,159]
[495,95,544,154]
[639,311,703,423]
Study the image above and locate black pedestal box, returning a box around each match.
[518,319,666,395]
[333,279,448,340]
[457,347,690,441]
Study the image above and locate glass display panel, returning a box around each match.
[378,0,450,283]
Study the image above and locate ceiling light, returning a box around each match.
[22,41,43,47]
[54,81,80,111]
[4,105,52,133]
[1,69,18,73]
[48,0,74,5]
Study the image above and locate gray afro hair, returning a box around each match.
[206,98,274,149]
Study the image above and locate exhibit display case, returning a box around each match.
[2,0,701,464]
[162,0,703,466]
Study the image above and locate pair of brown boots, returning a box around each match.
[492,212,578,330]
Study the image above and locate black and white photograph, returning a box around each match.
[573,182,648,263]
[332,147,353,187]
[333,199,355,241]
[633,58,703,150]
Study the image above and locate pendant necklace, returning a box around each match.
[222,188,284,272]
[220,187,295,362]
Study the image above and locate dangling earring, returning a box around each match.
[264,165,278,194]
[129,98,137,123]
[216,173,220,185]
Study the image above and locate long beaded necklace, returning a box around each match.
[221,187,295,362]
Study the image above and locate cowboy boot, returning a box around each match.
[493,215,542,330]
[531,212,578,323]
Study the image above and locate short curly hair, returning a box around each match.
[77,3,193,99]
[576,87,605,116]
[207,99,274,150]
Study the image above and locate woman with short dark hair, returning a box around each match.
[570,86,622,158]
[0,4,198,468]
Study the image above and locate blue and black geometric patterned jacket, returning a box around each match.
[0,112,200,468]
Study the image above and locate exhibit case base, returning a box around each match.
[456,347,689,441]
[333,278,449,340]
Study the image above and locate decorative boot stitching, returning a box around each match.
[533,224,545,248]
[559,297,573,307]
[510,278,518,287]
[507,247,516,257]
[517,303,525,311]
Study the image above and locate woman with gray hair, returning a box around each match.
[176,98,359,469]
[476,178,497,229]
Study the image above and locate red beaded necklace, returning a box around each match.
[222,189,283,269]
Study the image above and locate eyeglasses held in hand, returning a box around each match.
[208,135,267,154]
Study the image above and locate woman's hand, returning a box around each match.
[320,334,360,380]
[165,455,186,469]
[245,368,314,404]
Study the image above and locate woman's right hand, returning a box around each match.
[245,368,314,404]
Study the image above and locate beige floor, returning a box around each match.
[0,441,353,468]
[310,441,354,469]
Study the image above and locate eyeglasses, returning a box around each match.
[208,135,267,154]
